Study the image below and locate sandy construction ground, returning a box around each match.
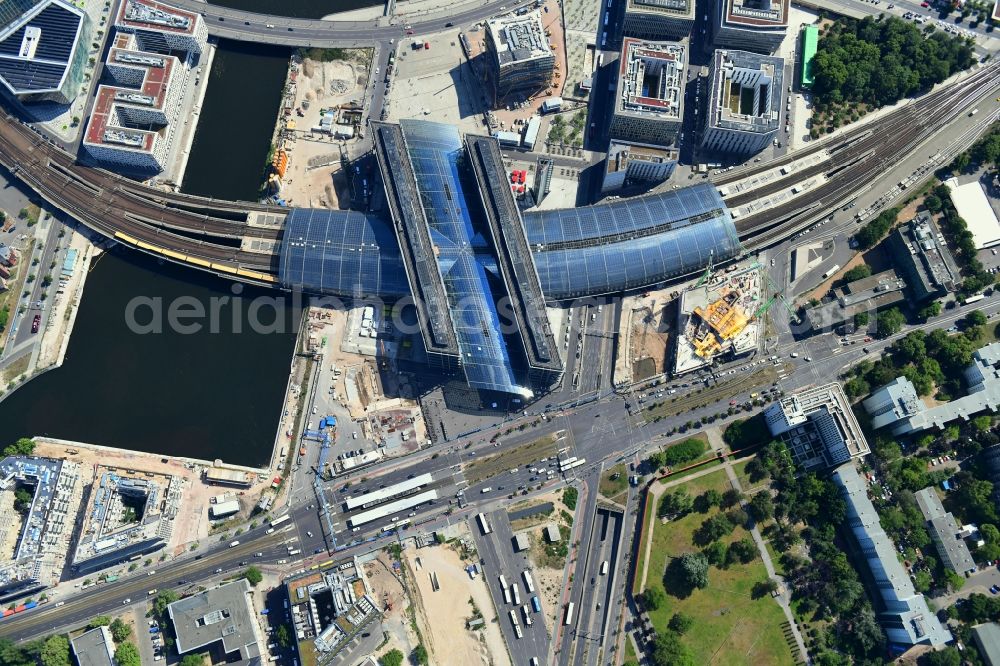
[31,437,267,554]
[404,542,511,666]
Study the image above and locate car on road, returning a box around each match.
[991,584,999,594]
[31,314,40,333]
[122,598,131,605]
[307,531,314,538]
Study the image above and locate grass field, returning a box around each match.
[599,463,628,500]
[639,468,794,666]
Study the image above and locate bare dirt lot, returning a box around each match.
[404,542,510,666]
[365,552,420,660]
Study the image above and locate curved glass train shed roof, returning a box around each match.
[522,183,740,300]
[396,120,529,397]
[278,208,410,299]
[278,166,740,304]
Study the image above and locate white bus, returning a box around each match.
[270,514,290,528]
[509,609,520,627]
[522,604,533,626]
[822,264,840,280]
[511,582,521,606]
[564,602,575,625]
[477,513,491,535]
[522,570,535,594]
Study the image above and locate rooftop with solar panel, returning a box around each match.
[0,0,88,104]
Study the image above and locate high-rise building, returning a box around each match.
[764,383,870,471]
[0,0,89,104]
[115,0,206,55]
[484,11,554,103]
[700,49,782,156]
[82,35,183,173]
[711,0,788,54]
[609,38,685,147]
[833,465,952,648]
[622,0,695,40]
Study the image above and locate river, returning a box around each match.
[0,40,301,466]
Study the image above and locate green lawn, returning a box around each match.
[640,468,794,666]
[599,463,628,499]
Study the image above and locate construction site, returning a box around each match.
[673,261,766,375]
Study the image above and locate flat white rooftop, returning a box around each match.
[945,177,1000,249]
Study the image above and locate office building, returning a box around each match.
[764,383,870,471]
[803,269,907,332]
[711,0,788,54]
[602,140,678,192]
[168,579,262,661]
[0,0,89,104]
[886,213,959,302]
[484,11,554,102]
[622,0,695,41]
[115,0,206,55]
[833,464,953,648]
[701,49,782,155]
[609,38,685,147]
[914,487,977,576]
[82,34,183,173]
[866,342,1000,435]
[70,626,115,666]
[0,456,80,602]
[973,622,1000,666]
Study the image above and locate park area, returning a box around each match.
[634,467,794,666]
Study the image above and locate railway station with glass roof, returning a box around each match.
[279,120,740,396]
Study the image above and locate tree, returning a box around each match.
[854,311,870,328]
[651,631,695,666]
[38,635,70,666]
[703,540,728,566]
[876,307,906,338]
[918,301,942,321]
[276,624,291,648]
[748,492,774,523]
[677,552,710,589]
[0,639,33,666]
[752,579,779,598]
[659,490,693,518]
[109,617,131,642]
[87,616,111,629]
[413,644,429,665]
[967,310,988,327]
[721,488,743,508]
[179,655,207,666]
[668,612,694,634]
[380,649,405,666]
[924,647,963,666]
[726,537,757,565]
[924,194,943,213]
[242,566,263,587]
[842,265,872,282]
[153,589,179,617]
[114,642,141,666]
[974,415,993,433]
[695,513,734,545]
[641,586,665,610]
[943,568,966,592]
[13,487,32,513]
[2,438,35,457]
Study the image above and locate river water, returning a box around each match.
[0,41,300,466]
